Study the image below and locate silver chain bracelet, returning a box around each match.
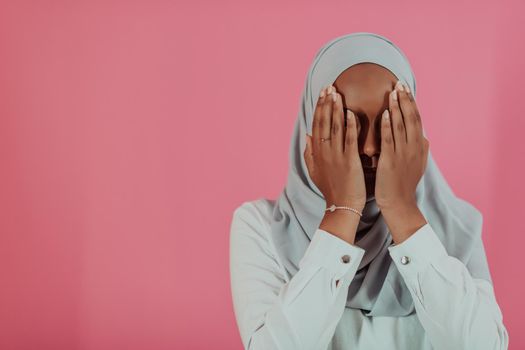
[325,204,363,217]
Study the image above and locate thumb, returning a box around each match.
[304,133,315,177]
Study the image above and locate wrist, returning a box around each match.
[320,210,360,245]
[381,203,427,244]
[380,201,418,216]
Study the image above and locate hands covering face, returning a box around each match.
[304,80,429,214]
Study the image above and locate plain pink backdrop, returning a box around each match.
[0,0,523,349]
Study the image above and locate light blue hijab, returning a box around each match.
[269,32,492,317]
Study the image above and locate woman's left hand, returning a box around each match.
[374,80,430,213]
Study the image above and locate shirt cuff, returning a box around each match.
[299,228,366,282]
[387,223,448,281]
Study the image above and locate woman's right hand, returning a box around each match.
[304,84,366,212]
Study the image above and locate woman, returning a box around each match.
[229,32,508,350]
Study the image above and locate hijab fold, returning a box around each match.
[269,32,492,317]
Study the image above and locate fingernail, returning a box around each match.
[392,90,398,101]
[332,91,337,102]
[396,80,404,92]
[320,88,326,98]
[383,109,390,120]
[404,83,410,94]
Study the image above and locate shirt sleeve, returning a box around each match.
[387,223,509,350]
[230,204,366,350]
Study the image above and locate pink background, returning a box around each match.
[0,0,523,349]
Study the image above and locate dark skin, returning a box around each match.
[333,62,397,199]
[305,62,430,245]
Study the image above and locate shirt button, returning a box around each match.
[400,256,411,265]
[341,254,351,264]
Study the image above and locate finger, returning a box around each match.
[404,82,414,102]
[380,109,394,155]
[304,133,315,177]
[405,87,424,139]
[344,110,359,157]
[396,82,420,144]
[318,85,334,144]
[331,88,344,155]
[312,85,328,141]
[389,88,406,152]
[318,85,334,158]
[312,85,329,156]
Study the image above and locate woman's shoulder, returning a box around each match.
[230,197,278,255]
[230,198,296,282]
[232,197,276,224]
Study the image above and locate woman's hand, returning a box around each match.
[375,80,430,213]
[304,84,366,211]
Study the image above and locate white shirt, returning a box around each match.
[229,198,509,350]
